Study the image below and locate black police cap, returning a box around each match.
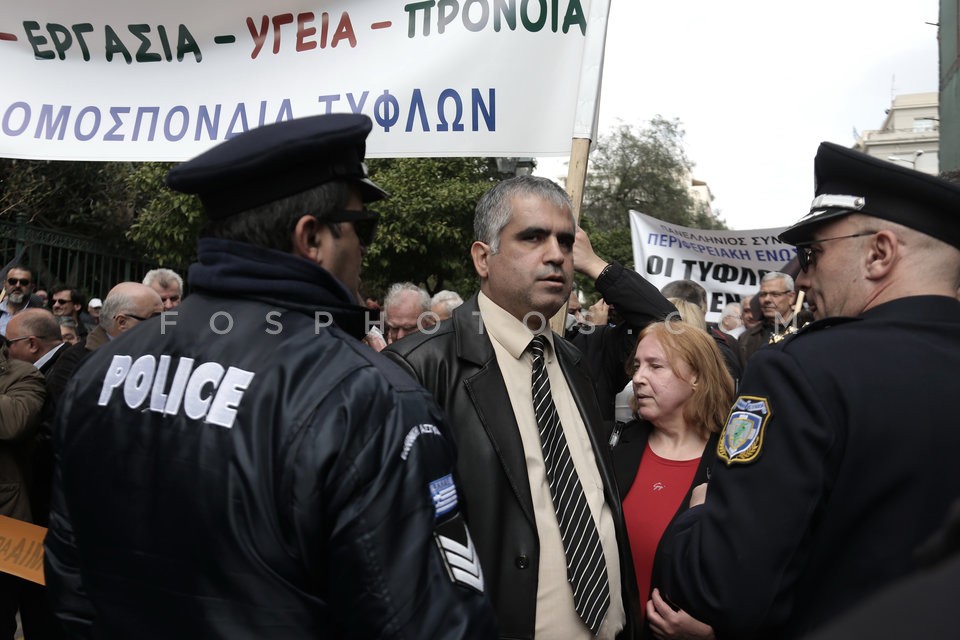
[780,141,960,249]
[166,113,388,220]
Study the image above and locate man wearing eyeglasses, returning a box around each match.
[0,265,42,337]
[43,114,495,639]
[655,142,960,639]
[737,271,797,365]
[50,286,89,340]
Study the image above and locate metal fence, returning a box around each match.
[0,216,157,301]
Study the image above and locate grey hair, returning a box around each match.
[430,289,464,315]
[17,310,61,342]
[762,271,794,291]
[99,291,136,332]
[384,282,431,313]
[474,175,573,253]
[720,301,741,320]
[142,268,184,293]
[56,316,78,329]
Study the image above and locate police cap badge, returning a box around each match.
[779,142,960,250]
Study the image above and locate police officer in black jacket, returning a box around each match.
[655,142,960,639]
[43,114,496,639]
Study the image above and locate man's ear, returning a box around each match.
[471,241,492,278]
[292,215,325,263]
[865,230,898,279]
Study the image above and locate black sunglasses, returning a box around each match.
[6,278,31,287]
[325,209,379,247]
[794,231,876,272]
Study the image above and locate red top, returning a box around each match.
[622,443,700,620]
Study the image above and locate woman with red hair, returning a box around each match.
[612,319,734,639]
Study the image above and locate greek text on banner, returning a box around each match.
[630,210,795,323]
[0,0,608,161]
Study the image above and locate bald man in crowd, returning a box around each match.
[46,283,163,391]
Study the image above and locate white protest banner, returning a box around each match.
[0,0,605,162]
[630,210,796,323]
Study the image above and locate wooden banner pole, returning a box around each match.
[550,137,592,335]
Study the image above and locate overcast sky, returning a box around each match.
[536,0,940,231]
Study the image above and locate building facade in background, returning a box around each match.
[854,92,940,175]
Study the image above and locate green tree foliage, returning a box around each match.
[0,159,137,251]
[124,161,204,269]
[2,155,499,297]
[362,157,498,299]
[580,117,725,277]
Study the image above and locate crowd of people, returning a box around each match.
[0,114,957,639]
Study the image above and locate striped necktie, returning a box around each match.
[529,335,610,635]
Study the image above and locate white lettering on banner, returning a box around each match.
[98,354,255,429]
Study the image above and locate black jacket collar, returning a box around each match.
[188,238,373,339]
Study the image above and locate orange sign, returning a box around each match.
[0,515,46,585]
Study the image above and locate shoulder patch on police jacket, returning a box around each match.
[717,396,771,465]
[434,511,485,593]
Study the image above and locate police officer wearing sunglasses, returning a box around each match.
[655,142,960,639]
[44,114,495,638]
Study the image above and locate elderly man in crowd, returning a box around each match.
[737,271,797,364]
[142,268,184,310]
[430,289,464,321]
[5,309,70,398]
[383,281,434,344]
[719,301,744,337]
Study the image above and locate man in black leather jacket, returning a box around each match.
[385,176,636,640]
[43,114,496,639]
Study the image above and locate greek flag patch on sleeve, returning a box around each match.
[429,474,458,519]
[718,395,772,465]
